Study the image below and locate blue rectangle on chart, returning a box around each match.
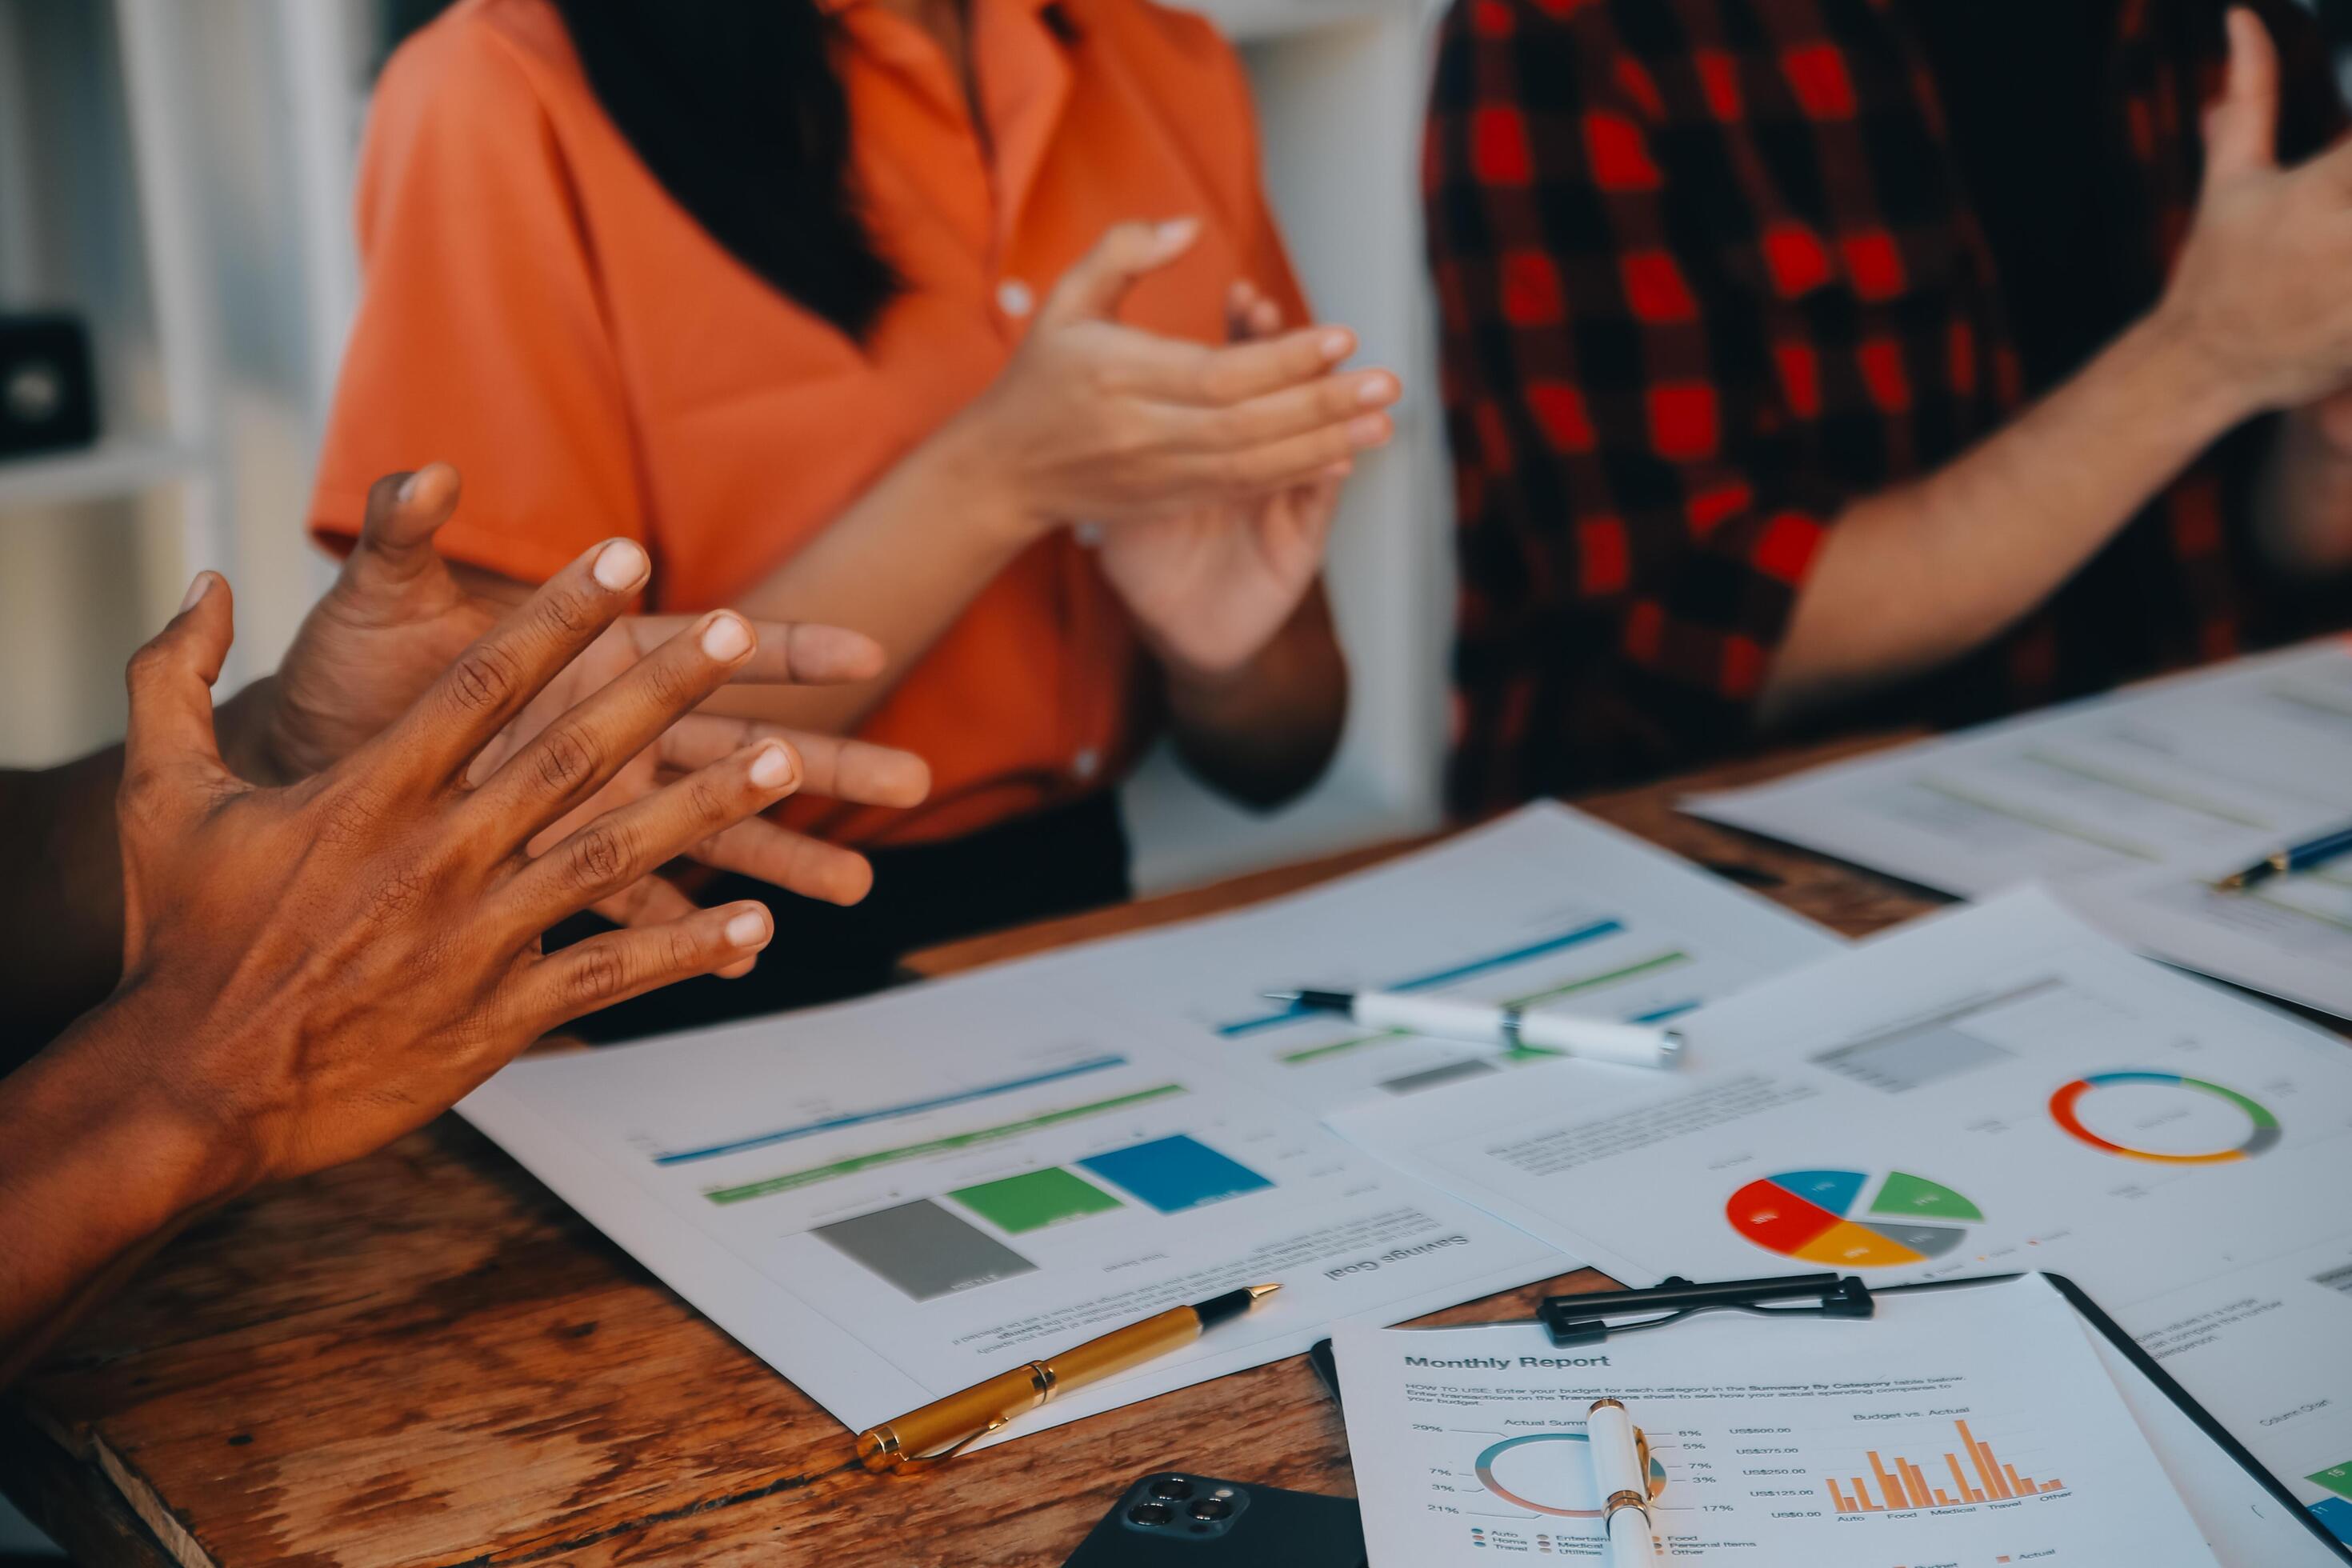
[1081,1134,1272,1214]
[2313,1497,2352,1546]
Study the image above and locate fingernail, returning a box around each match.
[178,572,214,614]
[594,539,649,591]
[701,612,753,661]
[397,470,423,502]
[1156,216,1199,247]
[724,908,770,947]
[1348,414,1392,446]
[749,742,795,789]
[1321,329,1354,361]
[1358,373,1398,405]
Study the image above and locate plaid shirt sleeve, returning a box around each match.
[1429,0,1862,798]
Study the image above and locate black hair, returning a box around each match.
[390,0,899,339]
[548,0,899,338]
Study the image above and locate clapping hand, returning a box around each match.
[249,464,929,924]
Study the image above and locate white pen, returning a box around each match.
[1587,1398,1661,1568]
[1260,989,1682,1069]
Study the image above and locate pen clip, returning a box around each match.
[891,1412,1011,1470]
[1635,1426,1661,1504]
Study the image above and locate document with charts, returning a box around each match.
[1684,638,2352,1017]
[1330,890,2352,1548]
[1018,802,1842,1118]
[1334,1277,2222,1566]
[457,969,1568,1446]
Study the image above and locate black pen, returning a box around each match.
[2215,822,2352,890]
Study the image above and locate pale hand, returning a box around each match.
[1097,282,1366,681]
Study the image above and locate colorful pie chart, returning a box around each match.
[2049,1071,2280,1163]
[1474,1431,1669,1518]
[1727,1168,1982,1268]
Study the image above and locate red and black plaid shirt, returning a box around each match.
[1431,0,2346,810]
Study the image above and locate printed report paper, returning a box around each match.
[1330,890,2352,1546]
[1684,638,2352,1017]
[1019,801,1841,1118]
[1335,1276,2218,1566]
[458,969,1569,1446]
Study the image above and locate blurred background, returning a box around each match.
[9,0,2352,1562]
[0,0,1454,897]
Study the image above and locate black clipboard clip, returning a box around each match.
[1538,1271,1875,1346]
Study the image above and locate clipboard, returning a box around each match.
[1308,1270,2350,1566]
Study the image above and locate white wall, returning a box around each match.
[0,0,364,768]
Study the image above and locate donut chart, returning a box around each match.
[1727,1168,1982,1268]
[2049,1071,2280,1163]
[1474,1431,1668,1518]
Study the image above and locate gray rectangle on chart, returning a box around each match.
[814,1198,1038,1302]
[1382,1058,1499,1095]
[1810,1026,2015,1094]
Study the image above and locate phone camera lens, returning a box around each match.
[1189,1496,1233,1522]
[1149,1477,1194,1500]
[1129,1502,1174,1526]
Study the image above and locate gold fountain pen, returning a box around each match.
[856,1282,1282,1470]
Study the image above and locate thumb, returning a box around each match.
[2204,6,2280,188]
[122,572,237,813]
[1037,218,1201,329]
[340,461,462,603]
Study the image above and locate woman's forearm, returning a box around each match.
[0,1005,241,1386]
[706,418,1048,735]
[1762,316,2254,724]
[1166,586,1347,808]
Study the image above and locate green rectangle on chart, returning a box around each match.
[2312,1462,2352,1502]
[952,1167,1123,1234]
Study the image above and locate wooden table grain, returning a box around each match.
[3,738,1941,1568]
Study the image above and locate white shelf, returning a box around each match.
[1193,0,1405,40]
[0,438,201,510]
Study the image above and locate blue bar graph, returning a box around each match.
[1217,918,1628,1036]
[1081,1135,1273,1214]
[653,1054,1128,1166]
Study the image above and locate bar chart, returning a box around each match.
[1824,1419,2066,1514]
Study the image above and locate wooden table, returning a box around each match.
[3,738,1940,1568]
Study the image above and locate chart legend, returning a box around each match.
[1727,1168,1982,1267]
[1825,1418,2066,1513]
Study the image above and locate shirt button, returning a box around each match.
[1074,521,1103,547]
[997,278,1034,318]
[1073,748,1101,782]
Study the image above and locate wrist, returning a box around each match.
[2135,298,2275,436]
[922,401,1060,551]
[22,993,263,1223]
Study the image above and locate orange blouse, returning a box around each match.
[310,0,1306,845]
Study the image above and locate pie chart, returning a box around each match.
[2049,1071,2280,1163]
[1727,1168,1982,1267]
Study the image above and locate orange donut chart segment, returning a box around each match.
[2048,1072,2282,1164]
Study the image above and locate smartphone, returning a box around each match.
[1061,1471,1366,1568]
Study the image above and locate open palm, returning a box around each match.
[1096,282,1358,678]
[1094,471,1342,679]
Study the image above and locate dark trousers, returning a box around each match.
[553,792,1132,1042]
